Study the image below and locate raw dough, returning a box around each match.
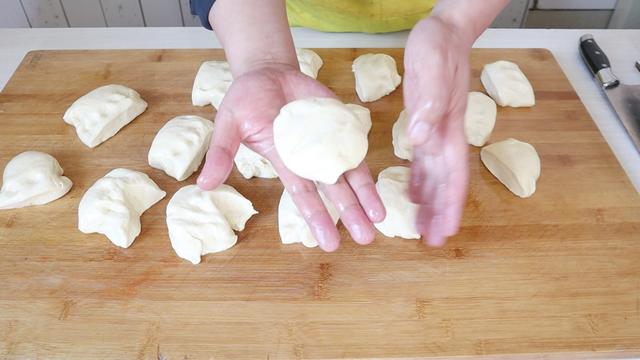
[464,92,497,147]
[234,144,278,179]
[296,48,323,79]
[480,61,535,107]
[78,168,166,248]
[148,115,214,181]
[0,151,72,210]
[373,166,420,239]
[273,97,371,184]
[352,53,402,102]
[63,84,147,148]
[192,61,233,110]
[480,138,540,198]
[392,109,412,160]
[278,190,339,248]
[166,184,257,264]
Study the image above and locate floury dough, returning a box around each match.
[0,151,72,210]
[481,138,540,198]
[373,166,420,239]
[166,184,257,264]
[63,84,147,148]
[192,49,323,109]
[234,144,278,179]
[278,190,339,248]
[273,98,371,184]
[464,92,497,147]
[481,61,535,107]
[148,115,214,181]
[191,61,233,110]
[352,53,401,102]
[392,110,412,160]
[78,168,166,248]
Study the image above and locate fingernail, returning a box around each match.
[312,223,339,252]
[426,215,448,247]
[367,207,386,223]
[349,223,363,242]
[408,119,432,145]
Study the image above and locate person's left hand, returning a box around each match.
[403,15,472,246]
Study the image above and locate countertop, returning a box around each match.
[0,27,638,191]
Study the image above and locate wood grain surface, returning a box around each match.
[0,48,639,359]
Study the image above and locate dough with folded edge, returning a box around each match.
[63,84,147,148]
[373,166,420,239]
[464,92,497,147]
[234,144,278,179]
[0,151,72,210]
[278,190,339,248]
[296,48,323,79]
[481,61,535,107]
[352,53,402,102]
[148,115,214,181]
[392,110,412,160]
[481,138,540,198]
[167,184,257,264]
[78,168,166,248]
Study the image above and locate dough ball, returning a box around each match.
[192,61,233,110]
[352,53,401,102]
[480,60,535,107]
[273,97,371,184]
[78,169,166,248]
[0,151,72,210]
[392,109,412,160]
[148,115,214,181]
[296,48,323,79]
[373,166,420,239]
[464,92,497,147]
[278,190,339,248]
[63,84,147,148]
[481,138,541,198]
[167,184,257,264]
[234,144,278,179]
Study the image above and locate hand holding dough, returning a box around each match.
[63,84,147,148]
[278,190,339,248]
[273,97,371,184]
[373,166,420,239]
[148,115,214,181]
[0,151,72,210]
[481,138,540,198]
[192,61,233,110]
[78,169,166,248]
[481,61,535,107]
[464,92,497,147]
[167,184,257,264]
[352,53,401,102]
[392,110,412,160]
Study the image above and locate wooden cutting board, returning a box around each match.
[0,48,639,359]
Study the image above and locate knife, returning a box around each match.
[579,34,640,152]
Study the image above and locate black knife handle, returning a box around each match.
[579,34,619,88]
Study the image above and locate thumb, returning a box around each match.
[197,107,241,190]
[403,74,449,148]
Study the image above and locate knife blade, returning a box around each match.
[579,34,640,152]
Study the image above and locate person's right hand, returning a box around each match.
[197,63,386,252]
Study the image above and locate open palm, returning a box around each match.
[197,64,385,251]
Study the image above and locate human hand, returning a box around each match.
[197,64,385,252]
[403,16,472,246]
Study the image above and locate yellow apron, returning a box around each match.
[286,0,436,33]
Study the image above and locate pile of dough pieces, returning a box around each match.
[386,60,540,239]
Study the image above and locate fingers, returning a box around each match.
[343,162,386,223]
[318,176,376,245]
[197,106,241,190]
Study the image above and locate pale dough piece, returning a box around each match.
[166,184,257,264]
[373,166,420,239]
[392,110,412,160]
[192,61,233,110]
[296,48,323,79]
[480,61,535,107]
[352,53,402,102]
[0,151,72,210]
[234,144,278,179]
[148,115,214,181]
[273,97,371,184]
[63,84,147,148]
[464,92,497,147]
[78,168,166,248]
[278,190,339,248]
[480,138,541,198]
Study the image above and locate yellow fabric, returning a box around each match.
[286,0,436,33]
